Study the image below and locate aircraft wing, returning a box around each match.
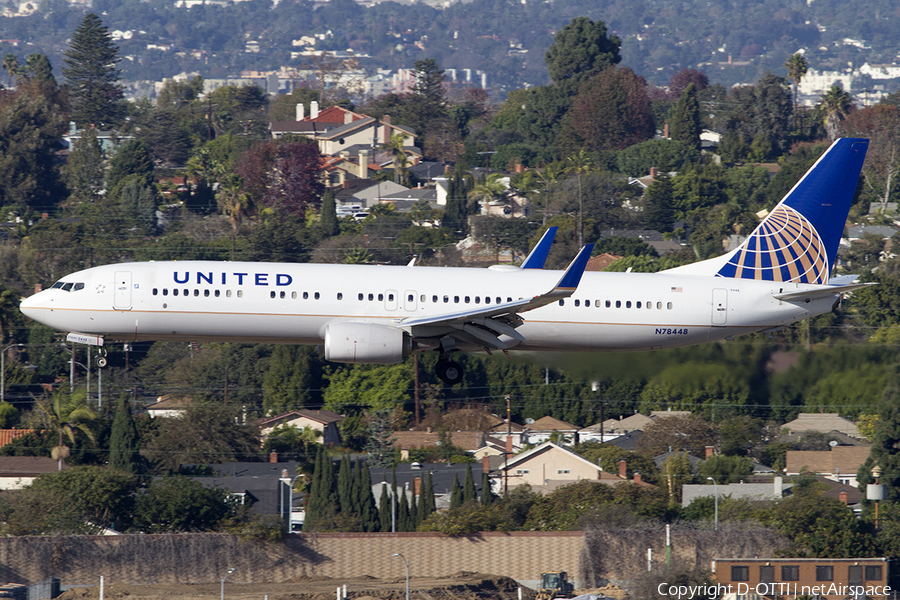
[397,244,594,350]
[773,282,875,301]
[520,226,558,269]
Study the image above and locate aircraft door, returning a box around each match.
[384,290,398,311]
[404,290,417,312]
[711,288,727,326]
[114,271,132,310]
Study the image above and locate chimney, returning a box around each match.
[482,454,490,474]
[618,459,627,479]
[383,114,392,144]
[34,284,43,294]
[269,452,278,463]
[633,472,642,484]
[295,103,304,121]
[310,100,319,120]
[359,150,368,179]
[774,476,783,497]
[344,111,354,124]
[414,476,421,496]
[705,445,715,459]
[340,150,349,159]
[663,123,670,138]
[506,434,513,457]
[839,490,848,505]
[649,167,658,180]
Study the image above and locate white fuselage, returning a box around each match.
[20,261,836,353]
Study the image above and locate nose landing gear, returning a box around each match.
[435,358,463,385]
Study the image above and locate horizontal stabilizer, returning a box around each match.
[773,282,874,301]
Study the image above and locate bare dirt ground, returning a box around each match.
[56,573,536,600]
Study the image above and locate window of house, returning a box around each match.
[759,566,774,584]
[849,566,863,585]
[556,469,570,474]
[731,566,749,582]
[865,566,883,581]
[781,566,799,581]
[816,566,833,581]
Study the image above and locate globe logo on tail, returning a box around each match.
[716,204,829,284]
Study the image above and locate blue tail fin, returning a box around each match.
[716,138,868,284]
[521,226,558,269]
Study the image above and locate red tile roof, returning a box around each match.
[0,429,34,448]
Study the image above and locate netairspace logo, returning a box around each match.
[657,583,891,599]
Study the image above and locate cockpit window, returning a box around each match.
[51,282,64,289]
[61,283,74,292]
[73,283,84,291]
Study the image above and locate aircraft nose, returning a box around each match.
[19,293,42,320]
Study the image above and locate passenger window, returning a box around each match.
[216,290,221,297]
[444,296,449,303]
[667,302,673,309]
[465,296,470,303]
[559,299,564,306]
[421,294,426,302]
[626,301,632,308]
[432,295,438,303]
[303,292,309,300]
[163,289,169,296]
[647,301,651,309]
[270,291,276,299]
[280,291,285,299]
[605,300,611,308]
[636,301,641,308]
[475,296,480,304]
[454,296,459,303]
[407,294,413,302]
[226,290,231,298]
[337,293,343,300]
[73,283,84,291]
[615,300,621,308]
[368,293,374,301]
[315,292,320,300]
[378,293,384,301]
[657,301,662,309]
[388,293,394,301]
[153,289,158,296]
[194,289,200,297]
[496,297,501,304]
[507,297,512,303]
[291,292,297,299]
[237,290,243,298]
[358,293,364,301]
[485,296,491,304]
[205,289,210,297]
[595,300,600,307]
[173,289,179,296]
[183,289,188,296]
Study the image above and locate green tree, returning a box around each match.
[320,188,339,237]
[62,13,124,127]
[65,126,105,204]
[784,53,809,121]
[820,85,853,141]
[133,475,231,533]
[3,466,136,535]
[670,83,701,151]
[338,454,353,514]
[33,389,98,470]
[24,54,55,84]
[481,471,493,505]
[406,58,447,147]
[108,394,139,474]
[106,139,155,197]
[857,368,900,502]
[450,474,462,509]
[698,454,753,484]
[463,462,476,504]
[544,17,621,86]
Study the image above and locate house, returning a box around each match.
[681,476,791,508]
[257,409,344,446]
[370,461,484,512]
[781,413,862,439]
[580,413,653,442]
[711,557,890,600]
[486,420,527,450]
[0,456,64,490]
[497,441,640,494]
[0,428,34,449]
[390,429,498,460]
[784,445,871,486]
[320,150,381,188]
[525,416,580,445]
[333,179,411,210]
[144,395,192,419]
[584,253,623,272]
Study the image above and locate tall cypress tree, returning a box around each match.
[320,189,339,237]
[337,454,353,514]
[670,83,701,151]
[450,474,462,510]
[108,394,139,474]
[62,13,124,127]
[463,463,476,504]
[421,470,435,521]
[398,490,411,532]
[378,482,391,532]
[481,471,493,506]
[305,446,324,526]
[357,460,377,531]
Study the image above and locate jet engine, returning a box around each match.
[324,322,409,364]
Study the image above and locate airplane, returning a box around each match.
[20,138,870,385]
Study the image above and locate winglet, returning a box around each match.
[520,226,558,269]
[554,244,594,292]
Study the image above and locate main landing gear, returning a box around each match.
[435,357,463,385]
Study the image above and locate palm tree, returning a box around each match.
[467,173,507,215]
[784,53,809,122]
[820,85,854,141]
[382,132,410,185]
[534,162,566,225]
[1,54,19,87]
[213,163,251,260]
[34,389,98,471]
[565,150,594,247]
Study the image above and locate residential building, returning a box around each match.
[781,413,862,439]
[498,441,641,494]
[257,409,344,446]
[370,461,484,512]
[785,445,871,486]
[333,179,411,210]
[525,416,580,445]
[0,456,64,490]
[144,395,191,419]
[681,476,791,508]
[711,557,890,600]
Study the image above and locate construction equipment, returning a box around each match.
[535,572,575,600]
